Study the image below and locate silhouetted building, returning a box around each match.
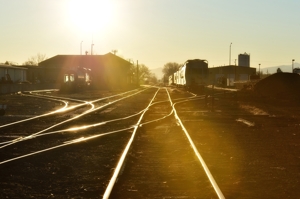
[208,65,256,86]
[22,65,43,83]
[39,53,133,90]
[238,53,250,67]
[0,64,27,83]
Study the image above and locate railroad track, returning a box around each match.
[106,87,225,199]
[0,87,227,198]
[0,88,147,161]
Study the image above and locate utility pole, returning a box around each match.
[229,42,232,65]
[91,44,94,55]
[292,59,295,72]
[136,60,139,86]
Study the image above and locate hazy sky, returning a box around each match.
[0,0,299,70]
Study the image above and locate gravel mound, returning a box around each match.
[254,73,300,98]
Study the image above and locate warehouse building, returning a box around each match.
[39,53,133,90]
[0,64,31,94]
[207,52,255,86]
[0,64,27,83]
[208,65,256,86]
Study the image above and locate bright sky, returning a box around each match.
[0,0,299,70]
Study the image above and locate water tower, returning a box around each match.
[238,53,250,67]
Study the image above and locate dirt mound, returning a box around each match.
[254,73,300,98]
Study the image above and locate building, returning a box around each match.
[208,65,256,86]
[0,64,27,83]
[238,53,250,67]
[205,52,254,87]
[39,53,133,90]
[22,65,43,83]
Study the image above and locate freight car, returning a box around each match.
[60,66,91,92]
[170,59,208,90]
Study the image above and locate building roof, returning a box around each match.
[39,53,131,68]
[0,64,27,70]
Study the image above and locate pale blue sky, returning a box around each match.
[0,0,299,70]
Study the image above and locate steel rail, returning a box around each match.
[0,88,149,149]
[0,88,166,164]
[0,103,151,144]
[166,88,226,199]
[0,89,182,145]
[21,92,93,113]
[0,89,187,144]
[0,127,135,165]
[0,98,69,129]
[23,91,87,103]
[0,109,140,145]
[1,87,225,198]
[0,88,141,129]
[139,89,206,126]
[25,88,140,104]
[102,87,162,199]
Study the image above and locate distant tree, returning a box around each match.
[4,61,18,65]
[138,64,151,82]
[162,62,181,77]
[23,60,36,65]
[23,53,47,66]
[277,68,283,73]
[148,73,158,84]
[129,62,154,84]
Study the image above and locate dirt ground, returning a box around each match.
[0,75,300,198]
[191,89,300,198]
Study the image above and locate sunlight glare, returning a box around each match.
[67,0,114,34]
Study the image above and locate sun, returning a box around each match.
[67,0,114,34]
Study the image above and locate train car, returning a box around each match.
[174,70,180,85]
[60,66,91,92]
[174,59,208,90]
